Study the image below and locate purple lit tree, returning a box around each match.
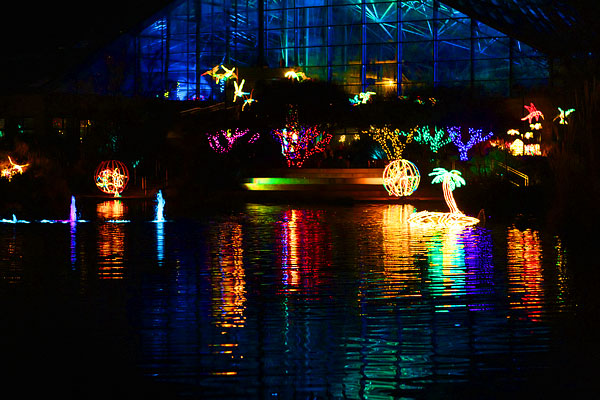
[447,126,493,161]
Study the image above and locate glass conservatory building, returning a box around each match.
[78,0,549,100]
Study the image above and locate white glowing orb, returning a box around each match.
[382,159,421,197]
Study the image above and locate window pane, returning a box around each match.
[402,41,432,62]
[436,60,470,81]
[331,45,361,65]
[437,18,470,40]
[330,24,362,45]
[402,20,433,41]
[474,59,509,80]
[437,40,470,60]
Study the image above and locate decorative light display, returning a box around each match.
[382,159,420,197]
[521,103,544,123]
[202,64,237,84]
[447,126,494,161]
[233,79,249,102]
[507,129,520,136]
[529,123,542,130]
[408,168,479,228]
[1,156,28,181]
[409,125,453,153]
[510,138,524,156]
[242,90,257,111]
[207,128,252,153]
[273,126,331,168]
[285,70,309,81]
[94,160,129,197]
[272,106,331,168]
[368,126,413,160]
[524,143,541,156]
[553,107,575,125]
[350,91,376,105]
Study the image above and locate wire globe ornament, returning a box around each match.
[94,160,129,197]
[382,159,420,197]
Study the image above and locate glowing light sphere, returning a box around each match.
[383,159,420,197]
[94,160,129,197]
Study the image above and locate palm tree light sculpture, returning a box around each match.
[407,168,479,228]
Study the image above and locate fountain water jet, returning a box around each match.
[154,190,165,222]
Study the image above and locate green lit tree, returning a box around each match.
[429,167,466,214]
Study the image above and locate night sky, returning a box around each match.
[0,1,170,91]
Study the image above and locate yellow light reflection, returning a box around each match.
[211,222,246,329]
[381,204,426,298]
[96,200,126,279]
[507,226,544,321]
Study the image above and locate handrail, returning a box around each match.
[491,160,529,187]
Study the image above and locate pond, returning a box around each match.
[0,199,592,399]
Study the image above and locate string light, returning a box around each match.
[207,128,252,153]
[507,129,520,136]
[509,138,524,156]
[553,107,575,125]
[382,159,420,197]
[524,143,541,156]
[350,91,375,105]
[272,106,331,167]
[408,168,479,228]
[368,126,413,160]
[1,156,28,181]
[447,126,493,161]
[233,79,249,102]
[242,90,257,111]
[94,160,129,197]
[529,123,542,130]
[409,125,453,153]
[521,103,544,124]
[285,70,309,81]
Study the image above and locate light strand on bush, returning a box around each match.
[368,126,413,160]
[448,126,493,161]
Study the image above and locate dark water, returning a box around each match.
[0,200,593,398]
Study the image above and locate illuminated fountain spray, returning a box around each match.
[154,190,165,222]
[70,196,77,223]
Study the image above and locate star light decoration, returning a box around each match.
[242,90,257,111]
[1,156,28,181]
[447,126,494,161]
[202,64,238,84]
[382,159,420,197]
[207,128,254,154]
[368,126,413,160]
[407,168,479,228]
[94,160,129,197]
[272,106,332,168]
[553,107,575,125]
[233,79,250,102]
[521,103,544,124]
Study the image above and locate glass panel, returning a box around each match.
[304,66,328,80]
[436,60,471,81]
[331,6,362,25]
[364,2,397,24]
[366,43,396,62]
[366,22,397,43]
[513,40,544,57]
[298,6,328,27]
[512,57,549,79]
[332,65,362,84]
[473,21,505,38]
[403,61,433,82]
[437,40,470,60]
[402,41,432,62]
[474,59,509,80]
[298,46,327,66]
[330,25,362,45]
[402,20,434,41]
[437,18,470,40]
[401,0,433,21]
[298,26,327,47]
[473,37,509,59]
[331,45,362,65]
[438,3,467,18]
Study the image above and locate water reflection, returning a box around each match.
[0,202,578,398]
[277,209,331,295]
[211,221,246,329]
[507,226,544,321]
[96,200,127,279]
